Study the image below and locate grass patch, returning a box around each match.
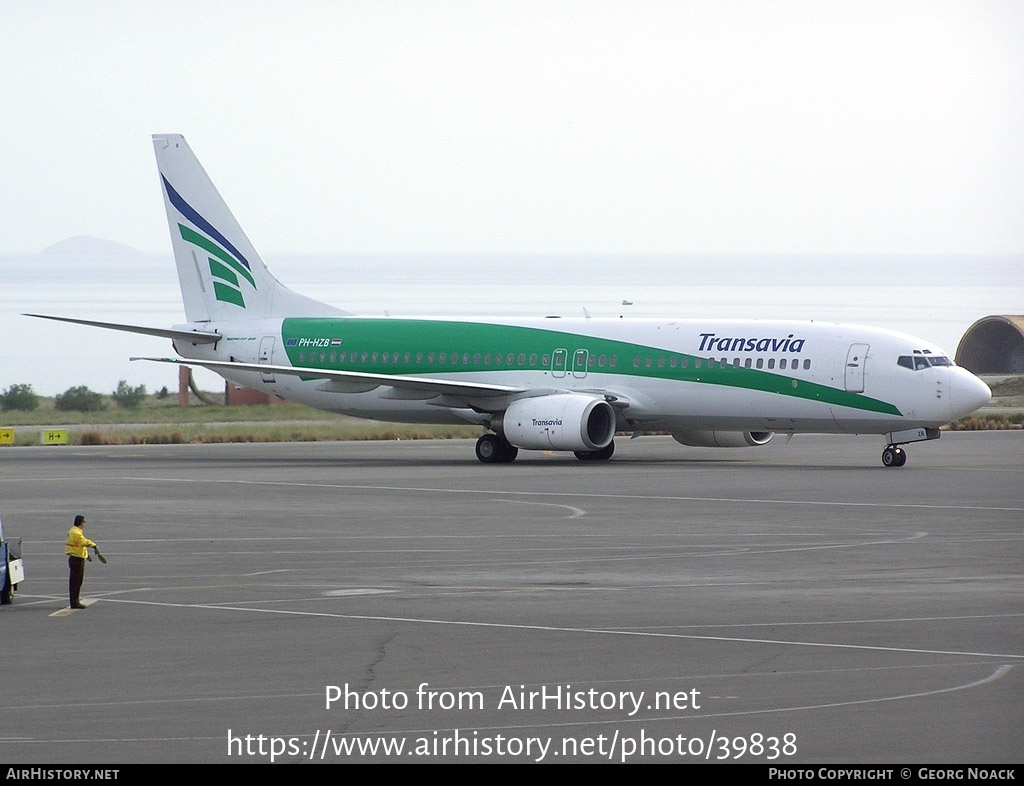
[989,376,1024,397]
[7,420,480,446]
[0,392,480,445]
[949,412,1024,430]
[1,394,349,426]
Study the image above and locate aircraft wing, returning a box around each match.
[25,314,222,345]
[132,356,530,400]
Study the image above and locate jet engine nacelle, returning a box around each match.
[502,394,616,451]
[671,430,774,448]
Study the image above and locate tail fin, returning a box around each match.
[153,134,344,322]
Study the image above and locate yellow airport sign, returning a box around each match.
[0,428,13,444]
[42,430,68,445]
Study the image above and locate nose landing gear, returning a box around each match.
[880,427,941,468]
[881,445,907,467]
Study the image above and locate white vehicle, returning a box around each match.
[31,134,991,467]
[0,515,25,605]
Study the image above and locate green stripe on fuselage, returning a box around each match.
[281,318,903,416]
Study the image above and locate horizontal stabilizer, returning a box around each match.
[25,314,221,344]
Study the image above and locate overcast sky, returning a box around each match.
[2,0,1022,255]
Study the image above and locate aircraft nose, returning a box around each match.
[950,369,991,417]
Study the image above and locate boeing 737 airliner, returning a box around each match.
[30,134,992,466]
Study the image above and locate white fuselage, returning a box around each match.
[173,316,991,436]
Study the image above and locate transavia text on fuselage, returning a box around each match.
[697,333,806,353]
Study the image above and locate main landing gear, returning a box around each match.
[475,434,617,463]
[475,433,518,464]
[574,441,615,461]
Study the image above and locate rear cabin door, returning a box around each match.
[259,336,276,383]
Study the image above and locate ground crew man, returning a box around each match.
[65,514,96,609]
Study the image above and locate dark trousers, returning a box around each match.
[68,556,85,606]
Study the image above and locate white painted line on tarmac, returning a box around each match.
[116,475,1024,513]
[89,595,1024,660]
[496,499,587,518]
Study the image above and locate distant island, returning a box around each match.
[41,236,141,255]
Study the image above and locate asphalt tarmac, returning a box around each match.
[0,431,1021,764]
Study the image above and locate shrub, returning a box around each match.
[0,384,39,411]
[112,380,147,409]
[55,385,106,412]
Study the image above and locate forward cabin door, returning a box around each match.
[845,343,869,393]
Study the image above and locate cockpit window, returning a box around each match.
[899,354,953,370]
